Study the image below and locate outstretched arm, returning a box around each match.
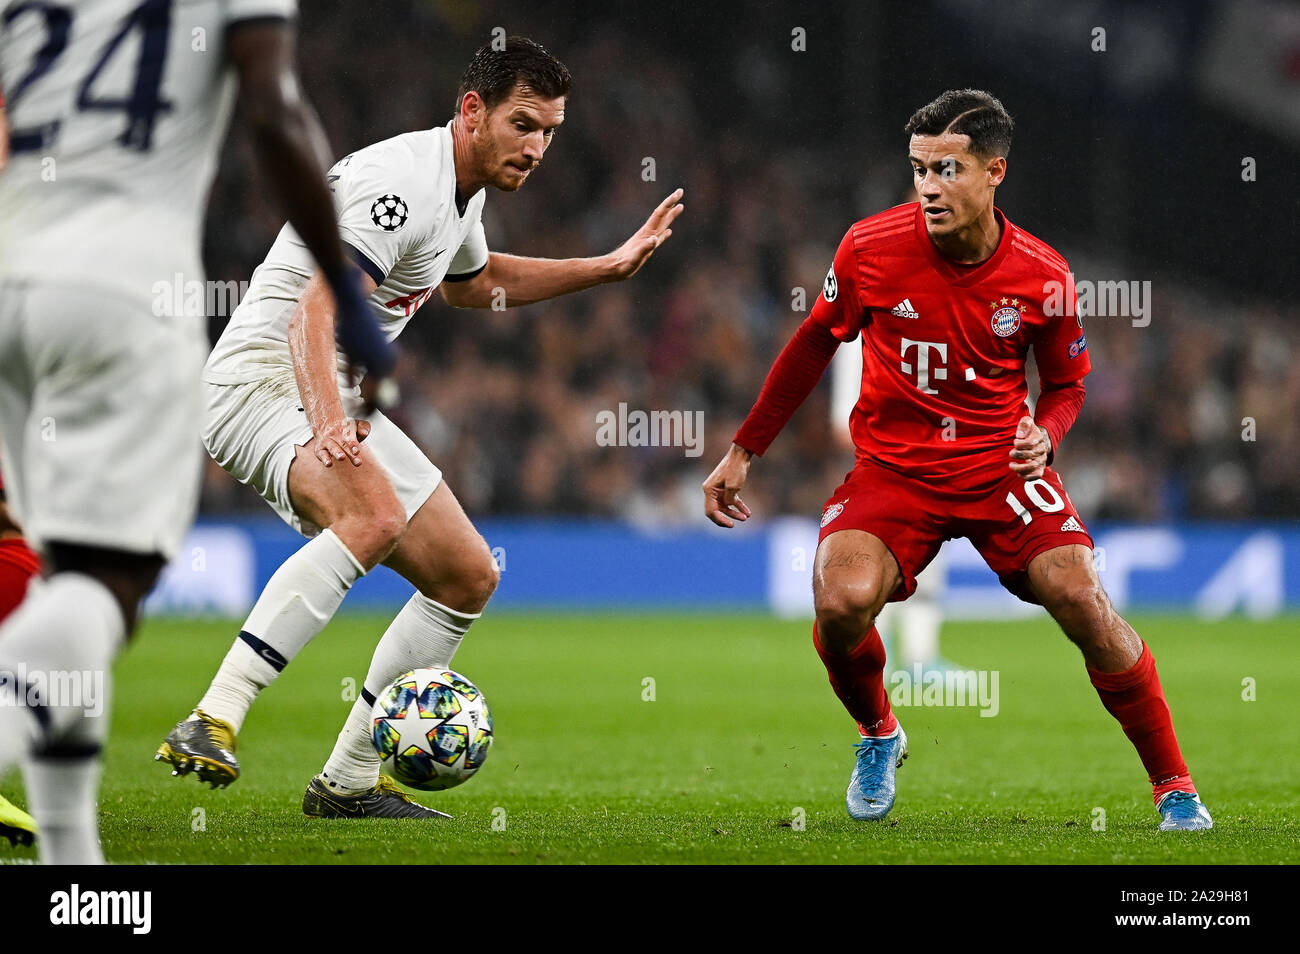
[441,189,684,308]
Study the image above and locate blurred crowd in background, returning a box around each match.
[199,1,1298,525]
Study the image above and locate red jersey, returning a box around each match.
[736,203,1089,483]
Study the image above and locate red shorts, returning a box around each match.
[818,456,1094,604]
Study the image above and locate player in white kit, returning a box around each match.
[0,0,394,862]
[156,36,685,819]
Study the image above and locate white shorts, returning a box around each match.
[202,369,442,536]
[0,280,207,559]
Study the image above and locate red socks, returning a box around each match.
[813,623,897,738]
[815,624,1193,805]
[0,536,41,622]
[1088,642,1196,805]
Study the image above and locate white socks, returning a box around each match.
[188,527,484,796]
[358,592,477,680]
[0,572,125,865]
[320,594,479,794]
[197,529,364,733]
[24,756,105,864]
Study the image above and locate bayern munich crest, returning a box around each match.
[990,299,1022,337]
[820,500,846,528]
[370,194,409,232]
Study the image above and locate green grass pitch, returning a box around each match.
[3,613,1296,864]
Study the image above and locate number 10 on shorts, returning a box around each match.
[1005,479,1065,525]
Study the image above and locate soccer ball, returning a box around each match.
[370,668,493,791]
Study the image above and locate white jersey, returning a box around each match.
[0,0,297,305]
[205,121,490,384]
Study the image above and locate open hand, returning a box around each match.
[605,188,684,280]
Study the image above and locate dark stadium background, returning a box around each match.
[201,0,1298,524]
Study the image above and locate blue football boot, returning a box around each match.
[1156,790,1213,831]
[846,725,908,820]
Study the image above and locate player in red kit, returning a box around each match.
[703,90,1210,831]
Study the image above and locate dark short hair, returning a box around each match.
[904,89,1013,159]
[455,36,572,112]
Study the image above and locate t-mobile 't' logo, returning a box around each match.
[900,338,948,394]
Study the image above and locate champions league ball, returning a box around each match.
[370,668,493,790]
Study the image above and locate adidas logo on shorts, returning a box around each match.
[1061,516,1085,533]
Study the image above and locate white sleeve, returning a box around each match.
[444,220,489,280]
[223,0,297,24]
[330,147,417,286]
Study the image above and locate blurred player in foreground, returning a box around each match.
[0,457,39,847]
[704,90,1209,831]
[0,101,38,629]
[156,36,684,819]
[0,0,394,863]
[0,91,42,848]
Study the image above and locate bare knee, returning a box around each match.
[331,498,407,569]
[288,448,409,569]
[436,546,499,614]
[812,531,899,653]
[467,552,501,611]
[1044,580,1114,644]
[815,580,887,653]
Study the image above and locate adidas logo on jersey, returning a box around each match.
[890,298,920,319]
[1061,516,1085,533]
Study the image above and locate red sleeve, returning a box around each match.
[732,228,865,455]
[814,226,868,343]
[732,316,841,455]
[1034,380,1085,462]
[1033,269,1090,388]
[1031,267,1089,462]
